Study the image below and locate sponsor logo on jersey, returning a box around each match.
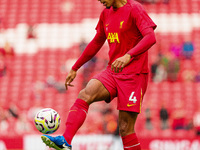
[107,32,120,43]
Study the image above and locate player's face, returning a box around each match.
[98,0,115,9]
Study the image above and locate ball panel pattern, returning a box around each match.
[34,108,61,134]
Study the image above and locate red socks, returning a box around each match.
[63,99,89,145]
[122,133,141,150]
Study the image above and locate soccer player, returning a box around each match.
[41,0,157,149]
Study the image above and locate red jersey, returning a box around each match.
[96,0,157,74]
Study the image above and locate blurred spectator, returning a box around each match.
[169,39,182,59]
[0,41,15,58]
[0,41,15,77]
[26,25,38,53]
[195,70,200,82]
[181,69,195,82]
[160,53,169,68]
[181,61,195,82]
[79,38,87,52]
[153,64,167,82]
[150,57,160,81]
[166,53,180,82]
[171,102,186,130]
[159,104,169,130]
[150,62,158,80]
[153,52,180,83]
[46,75,57,88]
[27,25,37,39]
[45,75,66,93]
[193,108,200,136]
[2,103,20,136]
[145,107,153,130]
[7,103,19,119]
[3,42,15,57]
[185,118,193,131]
[182,35,194,59]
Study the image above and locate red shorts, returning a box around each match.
[93,69,148,113]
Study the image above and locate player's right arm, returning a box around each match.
[65,32,106,90]
[72,32,106,71]
[65,10,106,90]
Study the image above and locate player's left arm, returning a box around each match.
[111,27,156,73]
[126,27,156,57]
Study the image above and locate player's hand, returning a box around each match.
[65,69,77,90]
[111,54,131,73]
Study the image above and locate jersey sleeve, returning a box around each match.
[72,33,106,71]
[131,3,157,35]
[95,10,106,37]
[127,28,156,57]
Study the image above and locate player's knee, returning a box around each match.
[78,89,95,105]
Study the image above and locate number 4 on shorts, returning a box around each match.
[129,92,137,103]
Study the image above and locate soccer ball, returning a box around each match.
[34,108,61,134]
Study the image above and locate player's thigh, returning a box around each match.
[118,110,138,136]
[78,79,110,104]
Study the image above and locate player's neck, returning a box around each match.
[113,0,127,9]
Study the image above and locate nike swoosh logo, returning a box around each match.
[106,24,109,26]
[62,143,68,148]
[127,104,136,107]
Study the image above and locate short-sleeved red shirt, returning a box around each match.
[96,0,157,74]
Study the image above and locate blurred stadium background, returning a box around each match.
[0,0,200,150]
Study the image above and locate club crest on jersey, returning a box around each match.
[120,21,124,29]
[107,32,120,43]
